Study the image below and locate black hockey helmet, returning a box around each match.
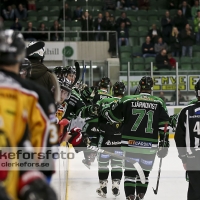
[112,81,126,95]
[195,79,200,97]
[99,77,110,88]
[62,66,76,76]
[59,78,72,100]
[53,66,62,75]
[0,29,26,66]
[139,76,153,90]
[20,58,32,78]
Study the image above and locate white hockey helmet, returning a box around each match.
[27,41,45,59]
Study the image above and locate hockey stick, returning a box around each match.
[26,41,45,57]
[152,123,168,195]
[87,146,146,184]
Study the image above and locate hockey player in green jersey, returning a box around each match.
[96,81,125,198]
[81,77,113,168]
[101,76,170,200]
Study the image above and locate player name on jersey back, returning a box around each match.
[131,101,158,110]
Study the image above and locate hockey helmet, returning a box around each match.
[99,77,110,88]
[27,41,45,59]
[62,66,76,76]
[60,78,72,101]
[53,66,62,77]
[112,81,126,95]
[139,76,153,90]
[195,79,200,97]
[20,58,32,78]
[0,29,26,66]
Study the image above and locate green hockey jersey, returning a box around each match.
[101,93,170,154]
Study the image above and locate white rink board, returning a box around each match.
[51,140,188,200]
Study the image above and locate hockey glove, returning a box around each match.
[19,171,57,200]
[89,104,100,117]
[0,184,11,200]
[157,140,169,158]
[169,114,178,131]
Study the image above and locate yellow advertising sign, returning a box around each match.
[188,76,200,90]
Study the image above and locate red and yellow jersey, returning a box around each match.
[0,70,57,200]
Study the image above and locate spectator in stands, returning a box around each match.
[94,13,106,41]
[10,18,22,31]
[116,12,132,29]
[73,6,83,21]
[37,23,48,41]
[194,10,200,44]
[154,37,168,54]
[142,36,156,57]
[108,15,117,56]
[103,0,116,10]
[117,0,126,9]
[155,49,171,70]
[58,3,72,21]
[171,90,185,103]
[161,11,173,44]
[81,11,93,41]
[138,0,149,10]
[2,5,16,20]
[117,22,129,46]
[117,0,138,10]
[181,23,195,57]
[168,51,177,68]
[27,0,36,10]
[15,4,27,20]
[168,0,179,9]
[50,20,63,41]
[173,9,188,31]
[179,0,192,19]
[23,21,37,41]
[103,11,111,30]
[192,0,200,19]
[170,27,181,57]
[159,91,168,102]
[148,24,162,44]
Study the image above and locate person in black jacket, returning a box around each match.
[81,11,93,41]
[155,49,171,70]
[170,27,181,57]
[142,36,156,57]
[58,3,72,21]
[94,13,106,41]
[173,9,188,31]
[73,6,83,21]
[27,42,55,96]
[118,22,129,46]
[116,12,132,29]
[181,23,195,57]
[147,24,162,44]
[161,11,173,44]
[179,0,192,19]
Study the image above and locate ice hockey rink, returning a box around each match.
[51,139,188,200]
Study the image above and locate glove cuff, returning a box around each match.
[18,171,45,196]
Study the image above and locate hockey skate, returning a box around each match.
[82,158,91,169]
[112,179,120,197]
[96,180,108,198]
[126,195,136,200]
[135,193,144,200]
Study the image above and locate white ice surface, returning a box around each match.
[51,140,188,200]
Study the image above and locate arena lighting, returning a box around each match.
[80,66,97,69]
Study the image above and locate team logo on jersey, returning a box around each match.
[116,124,119,128]
[128,140,152,148]
[105,140,121,146]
